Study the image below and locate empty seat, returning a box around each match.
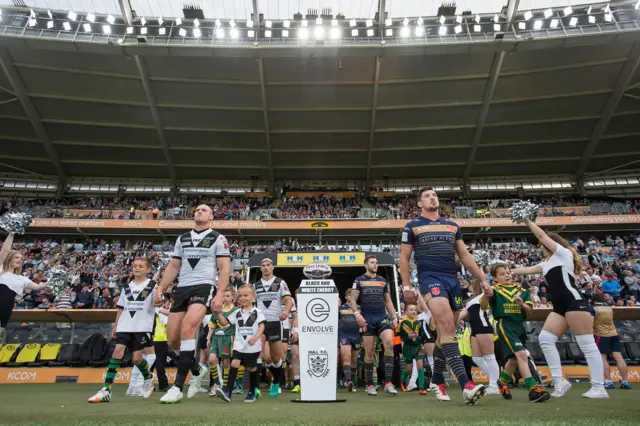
[526,342,545,363]
[556,342,572,364]
[55,329,72,344]
[9,329,29,345]
[566,342,586,364]
[625,342,640,365]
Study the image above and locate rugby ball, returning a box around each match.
[303,262,332,279]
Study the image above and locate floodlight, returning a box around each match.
[46,20,54,28]
[454,25,462,34]
[215,19,221,28]
[438,15,445,25]
[178,28,186,37]
[27,18,36,27]
[140,17,146,26]
[415,26,424,36]
[330,27,340,39]
[175,18,182,25]
[317,17,323,25]
[331,19,338,27]
[281,29,289,37]
[140,26,147,34]
[82,23,91,32]
[475,14,480,23]
[102,24,111,34]
[385,18,392,26]
[193,28,201,37]
[299,28,309,39]
[264,29,271,37]
[366,28,374,36]
[230,28,239,38]
[400,26,410,37]
[563,6,572,17]
[283,20,290,28]
[493,14,500,23]
[402,18,409,26]
[29,9,36,18]
[351,29,358,36]
[493,23,501,31]
[158,27,166,35]
[550,19,559,28]
[533,20,543,30]
[126,26,134,34]
[158,17,164,26]
[68,11,77,21]
[474,24,481,32]
[315,27,325,39]
[247,30,255,37]
[456,15,463,23]
[229,19,236,27]
[63,22,71,31]
[107,15,115,24]
[216,28,224,38]
[349,19,356,27]
[569,17,578,26]
[417,17,424,25]
[87,13,95,22]
[544,9,553,18]
[438,26,446,35]
[366,19,373,27]
[47,10,53,19]
[588,15,596,24]
[385,28,393,36]
[301,19,308,27]
[247,19,253,27]
[524,11,532,21]
[265,20,272,28]
[193,18,199,28]
[604,13,613,23]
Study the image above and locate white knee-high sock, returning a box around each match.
[472,356,489,378]
[130,364,142,388]
[409,360,418,385]
[575,334,604,385]
[427,356,434,372]
[539,330,563,382]
[483,354,500,385]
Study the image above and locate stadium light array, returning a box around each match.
[564,6,573,16]
[588,15,596,23]
[604,13,613,22]
[28,18,37,27]
[175,18,182,26]
[524,11,533,21]
[351,28,358,36]
[402,18,409,26]
[193,28,201,37]
[47,20,54,29]
[68,11,77,21]
[518,21,526,30]
[454,25,462,34]
[438,15,445,25]
[265,29,271,37]
[63,21,71,31]
[317,17,323,25]
[102,24,111,34]
[82,23,91,32]
[158,17,164,26]
[493,23,501,31]
[283,20,290,28]
[159,27,166,35]
[282,29,289,37]
[86,13,95,22]
[365,19,373,27]
[493,14,499,23]
[400,26,410,37]
[533,20,543,30]
[366,28,374,36]
[299,28,309,39]
[475,14,480,23]
[456,15,463,24]
[216,28,225,38]
[106,15,115,24]
[349,19,356,27]
[544,9,553,18]
[140,26,147,34]
[330,27,340,39]
[178,28,186,37]
[126,26,134,34]
[550,18,559,28]
[315,27,325,39]
[193,18,199,28]
[415,26,424,36]
[301,19,308,27]
[385,28,393,36]
[474,24,481,32]
[569,16,578,26]
[385,18,391,26]
[229,19,236,28]
[230,28,239,38]
[29,9,35,18]
[438,26,446,35]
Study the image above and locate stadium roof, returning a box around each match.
[0,15,639,187]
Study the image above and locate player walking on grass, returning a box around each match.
[216,284,266,403]
[397,304,427,395]
[253,258,293,397]
[339,289,361,392]
[400,187,488,405]
[512,219,607,399]
[207,288,238,396]
[350,255,399,396]
[88,258,159,403]
[480,263,550,403]
[153,204,231,404]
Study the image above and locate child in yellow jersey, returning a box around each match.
[480,263,550,403]
[207,288,238,395]
[397,304,427,395]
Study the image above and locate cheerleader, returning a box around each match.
[512,219,607,399]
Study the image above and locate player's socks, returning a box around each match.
[175,348,196,392]
[104,358,121,390]
[190,358,202,376]
[483,354,500,385]
[383,355,394,384]
[401,369,408,384]
[136,359,152,380]
[524,376,537,391]
[210,365,219,387]
[432,346,446,385]
[249,369,258,394]
[427,356,434,372]
[130,362,142,388]
[294,375,300,386]
[364,362,374,386]
[441,343,470,390]
[343,365,352,384]
[575,334,605,385]
[237,366,245,387]
[423,363,432,389]
[538,331,563,383]
[279,364,286,387]
[256,360,263,388]
[269,361,282,386]
[227,367,238,393]
[223,367,230,388]
[499,371,512,385]
[418,369,425,390]
[472,356,488,373]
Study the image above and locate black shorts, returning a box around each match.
[264,321,285,342]
[281,328,290,344]
[198,325,209,350]
[423,327,436,345]
[550,285,589,316]
[0,284,16,328]
[115,332,153,352]
[468,305,494,337]
[232,350,259,368]
[170,284,216,313]
[595,335,621,354]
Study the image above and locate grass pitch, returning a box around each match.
[0,383,637,425]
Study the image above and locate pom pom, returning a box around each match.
[508,200,539,223]
[0,212,33,235]
[157,253,172,271]
[46,268,71,297]
[472,250,490,267]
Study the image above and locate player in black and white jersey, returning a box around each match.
[154,204,231,404]
[512,218,606,399]
[252,258,293,397]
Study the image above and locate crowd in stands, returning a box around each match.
[5,232,639,311]
[1,194,639,222]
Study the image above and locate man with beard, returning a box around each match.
[399,187,489,405]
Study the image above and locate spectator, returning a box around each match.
[55,287,76,310]
[622,270,640,300]
[588,250,603,268]
[75,285,94,309]
[601,273,622,299]
[36,299,51,310]
[537,296,552,308]
[94,288,114,309]
[603,293,615,306]
[230,270,244,289]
